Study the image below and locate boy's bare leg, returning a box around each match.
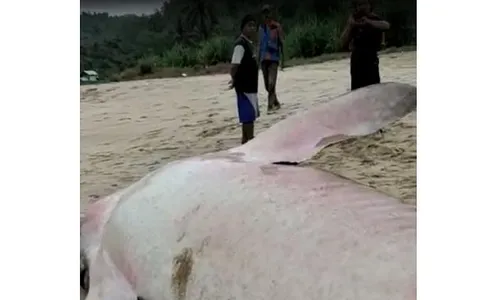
[261,61,280,112]
[266,62,280,110]
[241,122,255,144]
[261,62,272,111]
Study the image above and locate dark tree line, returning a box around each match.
[81,0,416,80]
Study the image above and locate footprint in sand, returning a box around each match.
[197,124,235,138]
[148,160,161,167]
[198,119,214,125]
[82,87,98,94]
[111,92,127,99]
[156,145,179,151]
[105,87,118,93]
[146,128,164,138]
[81,89,101,102]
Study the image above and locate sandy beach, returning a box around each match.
[80,51,416,212]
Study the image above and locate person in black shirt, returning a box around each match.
[228,14,259,144]
[340,0,390,90]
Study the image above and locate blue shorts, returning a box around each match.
[236,92,259,124]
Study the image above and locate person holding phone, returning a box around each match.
[340,0,390,90]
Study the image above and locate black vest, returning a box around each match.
[234,36,258,94]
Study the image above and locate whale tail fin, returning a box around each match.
[230,82,416,164]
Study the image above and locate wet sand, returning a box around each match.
[80,51,416,211]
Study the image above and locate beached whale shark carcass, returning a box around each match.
[80,82,417,300]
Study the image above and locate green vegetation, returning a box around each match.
[80,0,416,82]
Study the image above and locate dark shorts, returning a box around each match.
[350,55,380,90]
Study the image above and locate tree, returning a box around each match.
[181,0,218,40]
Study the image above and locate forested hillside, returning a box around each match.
[80,0,416,81]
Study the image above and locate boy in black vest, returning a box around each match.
[340,0,390,90]
[228,14,259,144]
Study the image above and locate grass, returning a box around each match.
[113,45,415,82]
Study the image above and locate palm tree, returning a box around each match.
[158,0,216,42]
[181,0,218,40]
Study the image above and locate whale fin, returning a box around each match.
[230,82,416,163]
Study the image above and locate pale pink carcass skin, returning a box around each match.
[81,82,417,300]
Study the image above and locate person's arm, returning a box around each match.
[341,15,362,50]
[368,19,390,30]
[256,26,262,69]
[362,15,390,30]
[229,45,245,89]
[278,24,285,68]
[340,20,354,50]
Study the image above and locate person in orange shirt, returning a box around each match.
[257,4,284,113]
